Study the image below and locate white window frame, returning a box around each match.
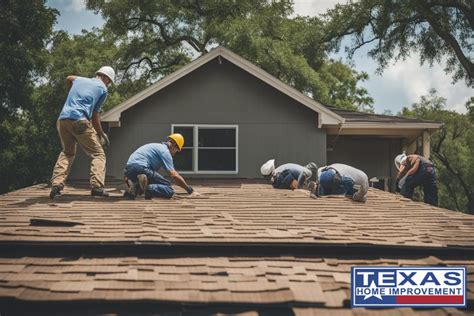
[171,124,239,174]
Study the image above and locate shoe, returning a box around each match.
[137,174,148,195]
[126,178,137,199]
[144,187,152,200]
[91,187,109,197]
[49,185,62,200]
[306,181,317,192]
[308,181,319,197]
[123,191,135,200]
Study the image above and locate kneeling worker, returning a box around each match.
[394,152,438,206]
[124,134,196,199]
[317,163,369,202]
[260,159,318,190]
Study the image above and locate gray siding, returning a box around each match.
[327,136,402,190]
[70,57,326,180]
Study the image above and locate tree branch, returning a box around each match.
[426,0,473,26]
[126,17,207,53]
[417,5,474,79]
[432,150,472,203]
[443,180,461,211]
[121,55,182,75]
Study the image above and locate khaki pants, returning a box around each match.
[51,119,106,188]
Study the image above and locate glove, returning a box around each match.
[186,186,194,194]
[99,133,110,148]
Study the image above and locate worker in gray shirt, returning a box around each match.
[261,159,318,190]
[317,163,369,202]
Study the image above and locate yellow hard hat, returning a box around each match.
[168,133,184,151]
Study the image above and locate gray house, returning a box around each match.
[70,47,441,190]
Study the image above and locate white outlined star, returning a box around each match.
[363,281,383,300]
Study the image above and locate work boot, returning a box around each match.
[125,178,137,200]
[308,181,319,197]
[137,174,148,196]
[144,187,152,200]
[91,187,109,197]
[49,185,62,200]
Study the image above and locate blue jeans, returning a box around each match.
[124,164,174,199]
[401,164,438,206]
[319,176,354,196]
[272,169,296,189]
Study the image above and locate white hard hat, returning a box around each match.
[394,152,407,171]
[96,66,115,84]
[260,159,275,176]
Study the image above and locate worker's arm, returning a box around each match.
[290,179,298,190]
[405,156,420,176]
[66,75,77,90]
[297,168,312,189]
[396,163,407,180]
[169,169,194,194]
[91,112,105,135]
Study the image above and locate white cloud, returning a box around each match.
[49,0,86,12]
[66,0,86,12]
[293,0,346,16]
[362,54,472,113]
[293,0,472,113]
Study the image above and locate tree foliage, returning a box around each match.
[0,0,57,116]
[400,89,474,214]
[323,0,473,86]
[0,0,57,193]
[86,0,373,111]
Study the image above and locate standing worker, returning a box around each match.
[394,152,438,206]
[124,134,197,199]
[316,163,369,202]
[260,159,318,190]
[49,66,115,199]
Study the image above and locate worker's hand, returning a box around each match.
[190,191,201,197]
[99,133,110,148]
[185,186,194,195]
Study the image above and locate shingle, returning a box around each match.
[0,181,473,315]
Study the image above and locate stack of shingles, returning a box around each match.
[0,182,473,314]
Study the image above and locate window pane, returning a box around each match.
[198,149,236,171]
[198,128,236,147]
[174,148,193,171]
[173,126,193,147]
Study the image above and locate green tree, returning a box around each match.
[0,0,57,193]
[323,0,473,86]
[400,89,474,214]
[0,0,57,116]
[87,0,373,111]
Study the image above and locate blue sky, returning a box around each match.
[46,0,472,114]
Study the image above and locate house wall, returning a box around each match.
[70,57,326,180]
[327,136,402,191]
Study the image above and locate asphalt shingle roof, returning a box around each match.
[0,181,472,315]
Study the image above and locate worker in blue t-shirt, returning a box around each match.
[50,66,115,199]
[124,134,198,199]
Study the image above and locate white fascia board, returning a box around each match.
[341,122,443,129]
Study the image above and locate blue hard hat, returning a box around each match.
[319,169,336,187]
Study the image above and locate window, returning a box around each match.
[172,125,238,173]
